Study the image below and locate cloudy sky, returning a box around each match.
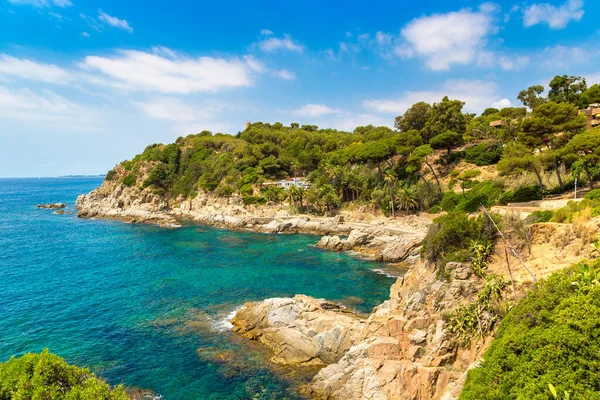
[1,0,599,177]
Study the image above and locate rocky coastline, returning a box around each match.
[75,180,432,262]
[75,179,484,399]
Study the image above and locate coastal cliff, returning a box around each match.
[76,167,432,262]
[231,258,488,400]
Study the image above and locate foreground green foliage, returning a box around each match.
[460,260,600,400]
[0,349,128,399]
[448,275,506,345]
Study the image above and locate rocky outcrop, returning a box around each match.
[231,295,364,367]
[315,218,429,263]
[37,202,66,209]
[229,259,490,400]
[302,260,487,400]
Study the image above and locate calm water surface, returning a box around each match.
[0,177,396,399]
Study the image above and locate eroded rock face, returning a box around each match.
[302,261,487,400]
[231,295,364,367]
[316,226,427,263]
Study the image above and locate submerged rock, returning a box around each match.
[37,202,66,209]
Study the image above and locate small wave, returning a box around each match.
[141,394,163,400]
[371,268,403,278]
[211,306,243,332]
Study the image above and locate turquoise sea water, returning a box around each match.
[0,177,396,399]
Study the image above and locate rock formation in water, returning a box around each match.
[37,202,66,209]
[232,260,488,400]
[231,295,364,367]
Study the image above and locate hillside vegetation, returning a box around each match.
[106,75,600,217]
[0,350,129,400]
[460,259,600,400]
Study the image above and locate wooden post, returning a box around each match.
[481,205,538,283]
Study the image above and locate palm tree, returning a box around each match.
[383,169,396,218]
[319,184,340,215]
[396,186,419,212]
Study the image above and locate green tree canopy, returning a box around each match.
[517,85,546,110]
[429,131,462,154]
[581,83,600,107]
[497,142,544,192]
[422,96,467,142]
[394,101,431,132]
[520,101,586,148]
[548,75,587,107]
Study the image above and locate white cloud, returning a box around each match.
[81,32,90,37]
[132,97,199,122]
[523,0,584,29]
[257,34,304,53]
[7,0,71,7]
[498,55,530,71]
[363,79,510,115]
[396,6,497,71]
[98,10,133,33]
[80,13,102,32]
[290,104,340,117]
[0,54,72,84]
[328,113,392,131]
[243,55,296,80]
[0,85,95,125]
[492,98,512,108]
[133,96,235,134]
[541,45,589,69]
[260,29,273,36]
[273,69,296,80]
[587,73,600,85]
[80,49,253,94]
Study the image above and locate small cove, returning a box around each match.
[0,177,398,399]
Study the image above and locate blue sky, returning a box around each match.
[1,0,599,177]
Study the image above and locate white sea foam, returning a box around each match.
[212,306,243,332]
[371,268,403,278]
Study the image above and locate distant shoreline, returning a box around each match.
[0,175,105,179]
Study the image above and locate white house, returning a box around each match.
[275,178,310,189]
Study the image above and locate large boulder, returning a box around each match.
[231,295,364,367]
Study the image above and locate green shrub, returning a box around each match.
[464,142,503,166]
[500,185,542,204]
[528,210,554,223]
[0,349,128,399]
[142,164,168,188]
[584,189,600,200]
[421,212,496,264]
[441,191,461,211]
[215,184,235,197]
[105,169,116,181]
[460,260,600,400]
[460,170,481,180]
[458,180,504,213]
[242,196,267,206]
[122,173,137,187]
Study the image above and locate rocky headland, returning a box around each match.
[76,176,432,262]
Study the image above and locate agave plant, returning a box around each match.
[470,240,493,278]
[571,263,600,293]
[549,383,571,400]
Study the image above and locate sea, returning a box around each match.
[0,177,398,399]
